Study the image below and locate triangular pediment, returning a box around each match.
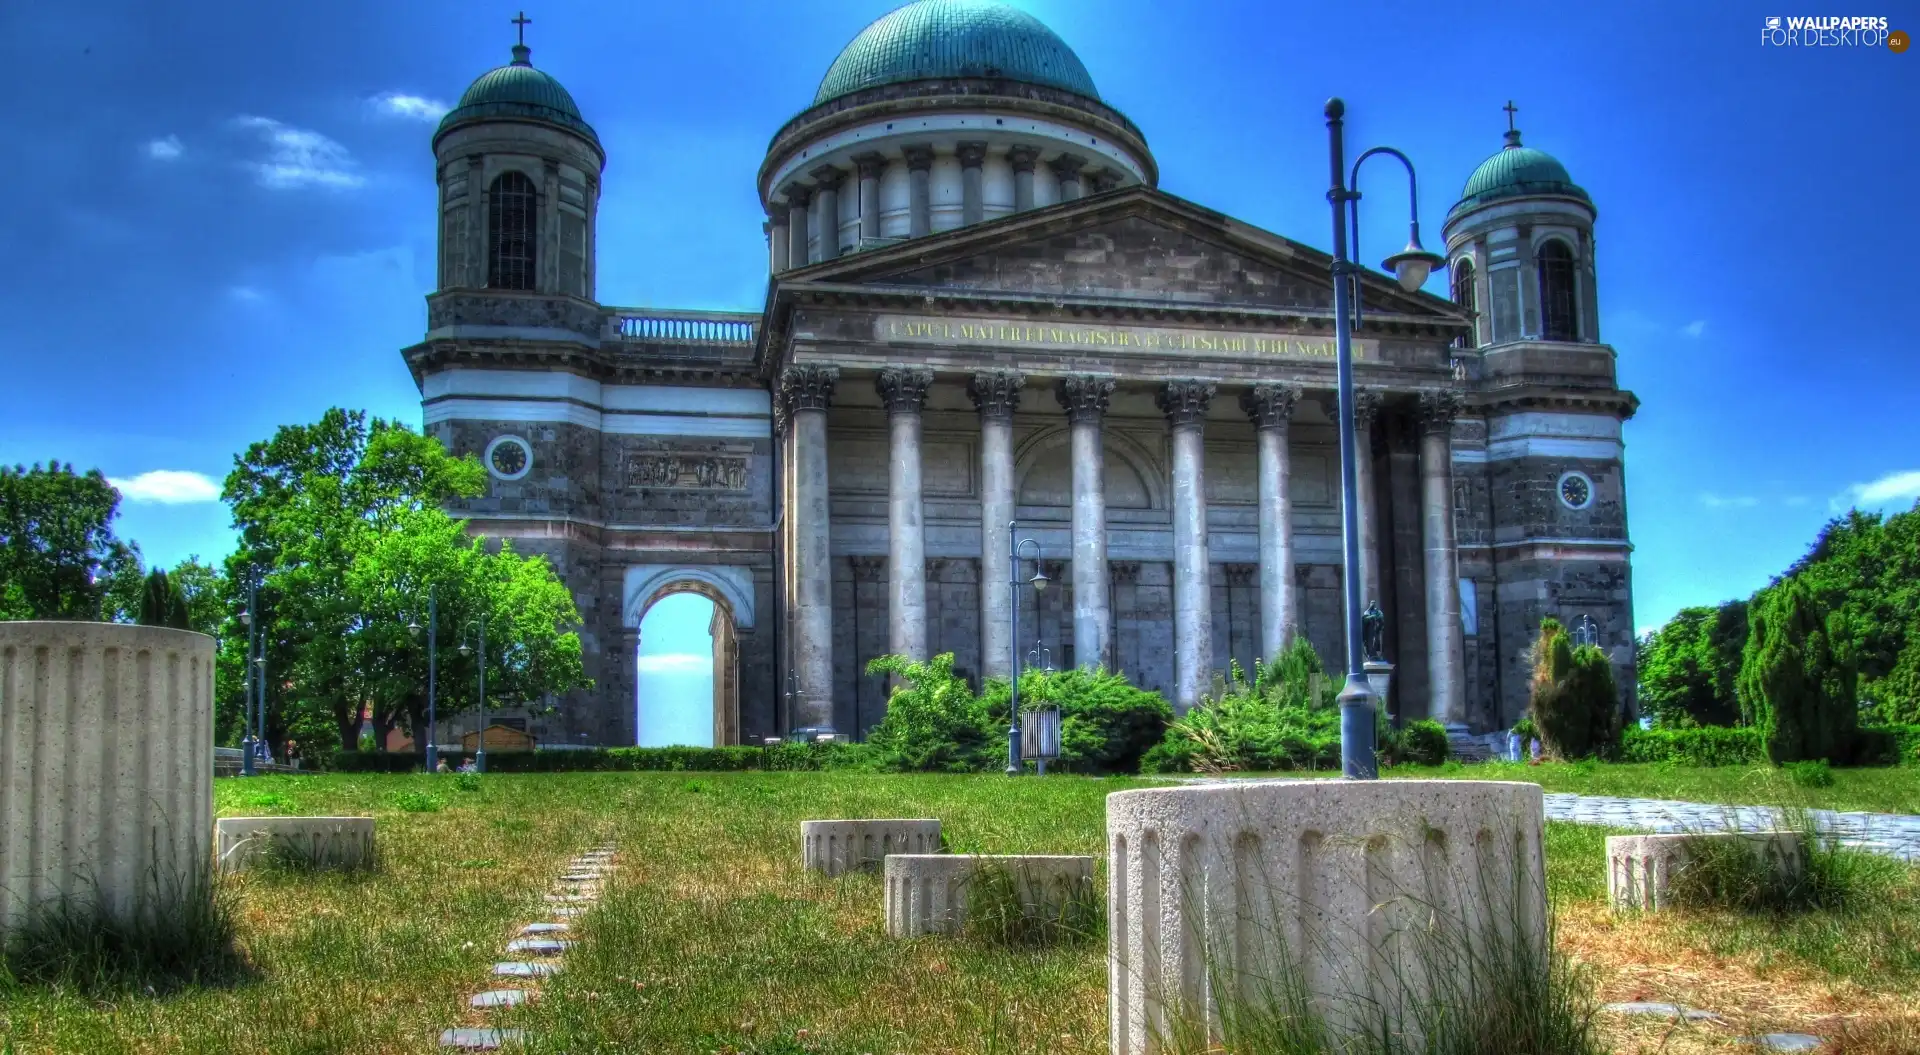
[783,187,1462,323]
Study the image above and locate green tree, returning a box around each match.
[1637,600,1747,727]
[1738,577,1858,763]
[167,556,228,636]
[0,462,141,620]
[136,568,193,629]
[1529,618,1622,759]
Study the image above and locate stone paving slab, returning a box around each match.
[1744,1034,1823,1052]
[439,1027,523,1049]
[519,922,568,935]
[492,961,560,978]
[504,938,571,955]
[469,990,528,1009]
[1603,1001,1724,1023]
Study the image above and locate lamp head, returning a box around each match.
[238,608,251,628]
[458,642,472,657]
[1029,568,1049,592]
[1382,243,1446,293]
[407,618,422,639]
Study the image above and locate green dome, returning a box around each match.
[436,44,599,146]
[1451,131,1589,216]
[814,0,1099,106]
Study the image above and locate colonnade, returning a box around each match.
[776,366,1467,726]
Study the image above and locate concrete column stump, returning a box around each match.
[0,623,215,938]
[801,819,940,877]
[884,853,1095,937]
[1106,780,1546,1054]
[1607,832,1804,911]
[215,817,376,874]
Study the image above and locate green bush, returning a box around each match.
[1528,619,1622,760]
[1619,726,1765,766]
[1387,718,1452,767]
[1849,724,1920,766]
[862,652,1001,773]
[389,791,444,813]
[1142,640,1352,773]
[979,666,1172,774]
[1786,759,1835,789]
[1739,576,1858,763]
[318,741,857,774]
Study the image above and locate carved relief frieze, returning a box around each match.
[624,442,752,492]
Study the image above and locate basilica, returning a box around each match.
[403,0,1638,748]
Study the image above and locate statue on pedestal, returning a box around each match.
[1361,600,1386,662]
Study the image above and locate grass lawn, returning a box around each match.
[1,771,1915,1053]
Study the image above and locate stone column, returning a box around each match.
[1057,376,1115,670]
[1242,384,1301,661]
[767,207,790,275]
[957,142,987,225]
[1354,388,1383,612]
[1160,380,1217,712]
[780,365,838,730]
[1419,389,1467,730]
[1051,154,1086,201]
[1008,146,1039,212]
[878,368,934,661]
[969,371,1024,680]
[852,152,885,245]
[904,145,934,238]
[784,185,812,272]
[810,165,843,261]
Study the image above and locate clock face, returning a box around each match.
[486,436,531,481]
[1558,472,1593,510]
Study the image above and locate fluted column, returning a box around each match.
[852,152,885,245]
[780,365,838,730]
[1160,381,1217,712]
[970,372,1024,680]
[1242,384,1301,661]
[767,208,789,275]
[1419,390,1467,730]
[1051,154,1086,201]
[1057,376,1115,670]
[878,368,934,661]
[810,165,843,261]
[905,145,934,238]
[1008,146,1039,212]
[957,141,987,226]
[784,185,812,271]
[1353,389,1383,610]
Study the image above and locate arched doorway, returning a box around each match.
[624,566,753,746]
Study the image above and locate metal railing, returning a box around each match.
[613,308,758,345]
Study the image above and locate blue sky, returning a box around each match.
[637,593,716,747]
[5,0,1915,664]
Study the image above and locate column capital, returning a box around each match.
[765,202,789,228]
[903,144,936,171]
[967,370,1025,422]
[1157,379,1217,428]
[1087,167,1123,194]
[1007,145,1040,173]
[1049,153,1087,179]
[782,183,813,207]
[851,151,887,180]
[809,164,845,191]
[955,141,988,168]
[1318,387,1384,429]
[1240,383,1302,431]
[1417,389,1465,434]
[876,367,934,416]
[1056,375,1115,424]
[779,364,838,413]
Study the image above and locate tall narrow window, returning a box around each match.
[559,209,586,297]
[1537,239,1579,342]
[1452,259,1478,347]
[488,171,538,291]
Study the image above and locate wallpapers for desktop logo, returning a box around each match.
[1760,15,1904,48]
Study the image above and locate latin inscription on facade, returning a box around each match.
[625,454,749,491]
[877,315,1379,362]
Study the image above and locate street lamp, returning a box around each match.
[405,584,440,772]
[457,614,488,772]
[239,582,256,777]
[1005,521,1050,776]
[1323,97,1447,780]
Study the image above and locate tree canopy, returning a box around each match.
[0,462,141,620]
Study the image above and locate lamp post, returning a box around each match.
[457,614,488,772]
[1005,521,1050,776]
[407,584,440,772]
[239,578,257,777]
[1323,97,1447,780]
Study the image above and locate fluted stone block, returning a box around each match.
[801,818,941,877]
[1606,832,1803,911]
[215,817,376,875]
[0,622,215,938]
[1107,780,1546,1053]
[884,853,1096,938]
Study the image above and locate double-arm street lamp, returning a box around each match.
[1323,97,1447,780]
[457,615,488,772]
[1004,521,1051,776]
[406,584,440,773]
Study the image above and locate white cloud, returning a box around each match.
[231,115,364,189]
[228,285,265,303]
[1834,469,1920,512]
[1680,319,1707,338]
[371,92,450,121]
[108,470,221,505]
[637,653,709,674]
[1698,493,1758,509]
[146,134,183,161]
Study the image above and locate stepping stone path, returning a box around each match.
[1603,1002,1724,1023]
[439,843,618,1050]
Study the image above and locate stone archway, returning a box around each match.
[624,565,756,747]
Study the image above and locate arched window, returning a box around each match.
[1537,239,1579,342]
[487,171,538,291]
[1452,259,1478,346]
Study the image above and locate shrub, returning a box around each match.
[1529,619,1622,760]
[453,772,482,793]
[390,791,444,813]
[318,742,859,773]
[1849,724,1920,766]
[862,652,1000,773]
[979,666,1173,774]
[1619,726,1765,766]
[1143,640,1353,773]
[1786,759,1835,788]
[1387,718,1451,767]
[1738,576,1858,763]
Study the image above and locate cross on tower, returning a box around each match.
[1503,100,1520,132]
[512,11,532,45]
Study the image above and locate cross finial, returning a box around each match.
[512,11,532,45]
[1502,100,1519,132]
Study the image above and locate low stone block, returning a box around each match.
[439,1027,524,1049]
[1606,832,1803,911]
[469,989,528,1008]
[883,854,1095,938]
[801,819,941,877]
[215,817,375,875]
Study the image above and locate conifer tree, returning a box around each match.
[1529,617,1622,759]
[1738,577,1857,762]
[136,568,192,630]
